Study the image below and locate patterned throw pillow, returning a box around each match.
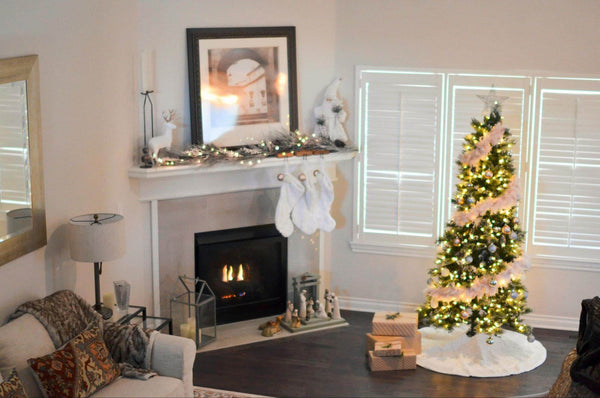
[28,327,119,398]
[0,368,28,398]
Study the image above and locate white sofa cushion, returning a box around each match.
[90,376,185,397]
[0,314,54,397]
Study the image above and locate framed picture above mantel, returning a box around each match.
[187,26,298,147]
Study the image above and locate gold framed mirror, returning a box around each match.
[0,55,46,266]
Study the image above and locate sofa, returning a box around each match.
[0,305,197,397]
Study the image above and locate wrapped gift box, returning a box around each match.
[373,341,403,357]
[368,350,417,371]
[372,312,418,336]
[366,332,422,354]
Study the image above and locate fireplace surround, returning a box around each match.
[195,224,287,324]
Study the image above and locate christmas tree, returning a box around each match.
[418,94,533,343]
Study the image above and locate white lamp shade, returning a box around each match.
[68,213,125,262]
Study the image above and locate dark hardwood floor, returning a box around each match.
[193,310,576,397]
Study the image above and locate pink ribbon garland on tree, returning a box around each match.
[425,256,531,303]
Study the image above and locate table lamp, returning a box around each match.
[68,213,125,319]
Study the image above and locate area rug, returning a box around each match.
[417,325,547,377]
[194,386,271,398]
[197,314,348,353]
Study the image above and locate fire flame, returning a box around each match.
[221,264,246,282]
[237,264,244,281]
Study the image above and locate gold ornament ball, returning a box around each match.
[453,238,461,246]
[502,225,511,234]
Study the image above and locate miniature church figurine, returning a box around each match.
[324,289,332,316]
[284,300,293,323]
[306,298,315,320]
[315,300,328,319]
[299,289,307,320]
[331,293,341,320]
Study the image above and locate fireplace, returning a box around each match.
[194,224,287,324]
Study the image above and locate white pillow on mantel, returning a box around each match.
[0,313,55,398]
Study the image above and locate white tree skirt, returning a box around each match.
[417,325,547,377]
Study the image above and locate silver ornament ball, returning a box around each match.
[510,291,519,299]
[486,337,494,345]
[489,279,497,286]
[527,334,535,343]
[489,243,497,253]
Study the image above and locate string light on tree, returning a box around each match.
[418,93,534,343]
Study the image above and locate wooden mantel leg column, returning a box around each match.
[150,199,161,316]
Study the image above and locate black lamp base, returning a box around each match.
[94,304,113,320]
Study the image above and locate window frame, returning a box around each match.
[351,66,600,271]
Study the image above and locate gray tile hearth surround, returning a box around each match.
[158,188,319,317]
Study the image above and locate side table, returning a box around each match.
[113,305,173,334]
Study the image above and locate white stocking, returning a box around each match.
[275,173,305,237]
[314,161,336,232]
[292,166,319,235]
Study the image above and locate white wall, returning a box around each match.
[331,0,600,328]
[0,0,150,322]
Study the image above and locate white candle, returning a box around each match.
[140,50,154,93]
[103,292,115,310]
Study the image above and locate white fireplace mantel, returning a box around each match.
[128,151,356,314]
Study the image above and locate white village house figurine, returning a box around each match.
[149,109,176,161]
[299,289,307,320]
[307,298,315,320]
[313,77,348,146]
[331,293,341,320]
[315,300,328,319]
[324,289,332,316]
[285,300,293,323]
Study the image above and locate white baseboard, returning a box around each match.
[338,296,579,331]
[522,313,579,331]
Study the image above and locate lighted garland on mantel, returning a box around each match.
[155,130,356,168]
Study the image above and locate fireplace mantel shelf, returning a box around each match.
[128,151,356,201]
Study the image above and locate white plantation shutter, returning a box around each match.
[352,69,444,254]
[529,77,600,263]
[444,75,532,221]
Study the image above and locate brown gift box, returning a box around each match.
[368,350,417,371]
[372,312,418,336]
[366,332,422,354]
[373,341,403,357]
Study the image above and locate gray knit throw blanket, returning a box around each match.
[9,290,157,380]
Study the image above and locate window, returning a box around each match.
[528,77,600,267]
[351,70,445,256]
[353,67,600,269]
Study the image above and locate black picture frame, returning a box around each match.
[187,26,298,147]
